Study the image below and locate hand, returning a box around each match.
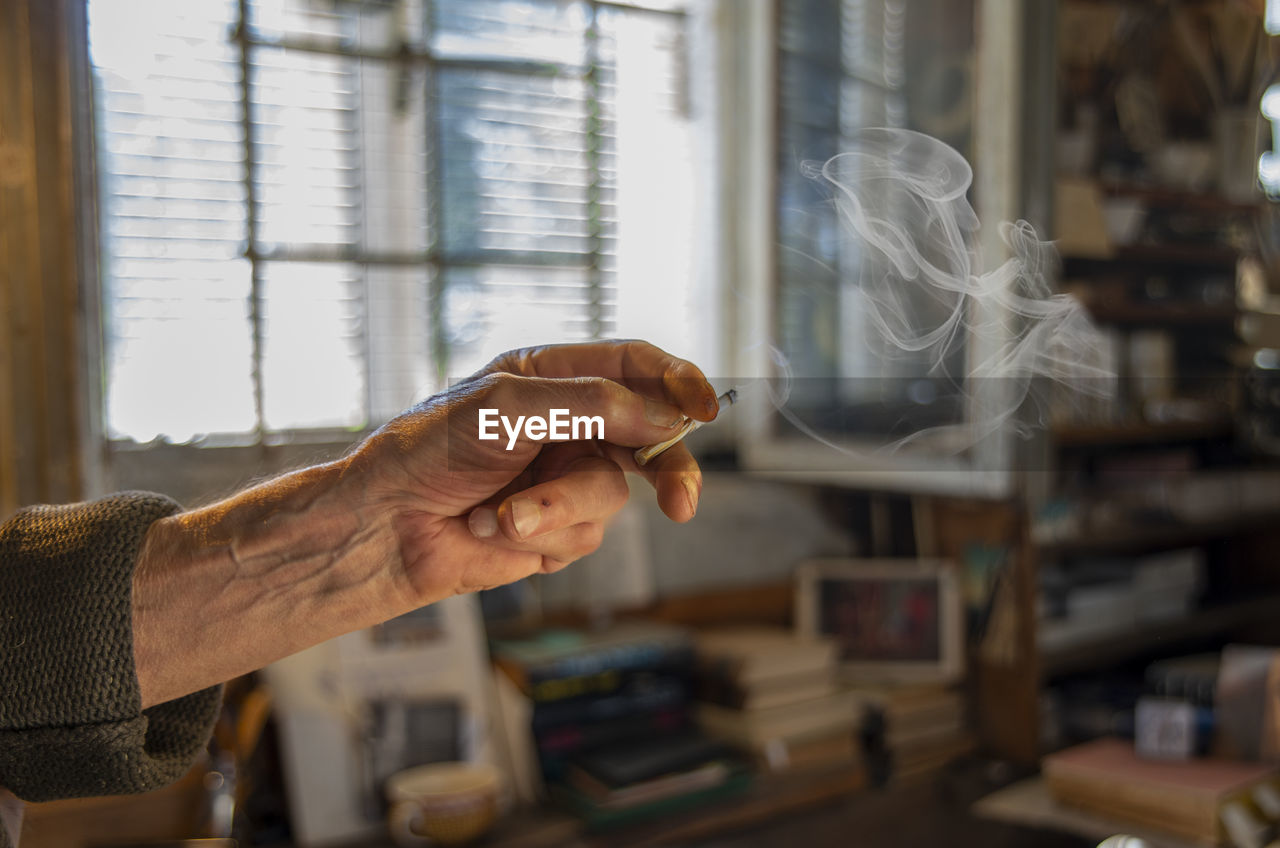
[348,340,720,605]
[133,340,718,707]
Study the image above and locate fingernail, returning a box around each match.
[510,498,542,540]
[469,507,498,539]
[704,394,719,419]
[682,476,700,517]
[645,398,684,429]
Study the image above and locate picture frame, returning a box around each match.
[262,594,499,847]
[795,558,964,684]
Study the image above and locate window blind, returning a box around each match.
[89,0,690,445]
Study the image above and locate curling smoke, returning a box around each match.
[776,127,1113,454]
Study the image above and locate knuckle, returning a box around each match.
[570,376,618,410]
[634,339,663,359]
[476,370,522,406]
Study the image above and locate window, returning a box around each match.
[773,0,975,440]
[88,0,695,445]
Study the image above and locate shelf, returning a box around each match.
[1083,301,1237,327]
[1064,246,1241,271]
[1037,512,1280,557]
[1041,595,1280,680]
[1098,183,1261,215]
[1115,244,1242,266]
[1051,419,1234,448]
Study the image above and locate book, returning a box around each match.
[492,622,695,699]
[1241,309,1280,348]
[531,672,688,733]
[890,732,975,786]
[567,731,735,788]
[695,626,837,687]
[851,683,962,718]
[1044,737,1279,843]
[551,769,753,830]
[754,728,862,774]
[885,713,967,750]
[537,707,691,757]
[491,665,542,804]
[566,759,732,811]
[697,690,862,749]
[697,667,837,712]
[852,684,964,739]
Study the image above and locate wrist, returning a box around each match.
[132,456,408,707]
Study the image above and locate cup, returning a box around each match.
[385,761,502,846]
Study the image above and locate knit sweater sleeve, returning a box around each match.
[0,493,222,805]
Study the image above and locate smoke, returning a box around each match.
[770,127,1113,456]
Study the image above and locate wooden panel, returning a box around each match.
[0,0,86,515]
[0,0,36,517]
[931,498,1040,765]
[30,0,81,505]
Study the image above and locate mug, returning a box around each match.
[385,761,502,846]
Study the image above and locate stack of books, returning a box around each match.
[491,621,749,826]
[854,683,972,786]
[1045,737,1280,845]
[692,626,863,773]
[556,730,750,828]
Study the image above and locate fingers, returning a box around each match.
[480,340,720,422]
[467,454,628,559]
[600,440,702,523]
[472,521,605,575]
[440,526,581,594]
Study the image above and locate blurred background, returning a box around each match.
[5,0,1280,846]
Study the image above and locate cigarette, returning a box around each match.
[634,388,738,467]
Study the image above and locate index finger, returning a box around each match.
[471,372,688,451]
[481,340,720,422]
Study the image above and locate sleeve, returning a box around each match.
[0,493,223,803]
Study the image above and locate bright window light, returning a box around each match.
[88,0,700,445]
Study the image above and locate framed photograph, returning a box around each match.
[795,558,964,684]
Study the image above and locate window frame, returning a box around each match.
[734,0,1041,498]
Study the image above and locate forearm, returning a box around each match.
[132,457,408,708]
